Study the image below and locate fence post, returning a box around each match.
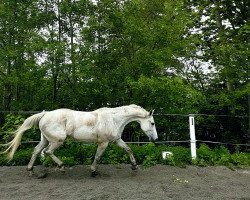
[189,114,197,159]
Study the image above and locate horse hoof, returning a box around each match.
[55,166,65,173]
[131,165,138,171]
[60,166,66,173]
[36,172,48,179]
[91,171,98,177]
[28,171,35,177]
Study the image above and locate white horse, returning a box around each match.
[2,104,158,176]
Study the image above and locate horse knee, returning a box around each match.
[125,147,132,153]
[45,150,52,156]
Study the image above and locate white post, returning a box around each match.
[189,114,197,159]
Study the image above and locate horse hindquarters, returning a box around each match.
[39,119,67,169]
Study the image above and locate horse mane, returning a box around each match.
[94,104,148,118]
[125,104,148,118]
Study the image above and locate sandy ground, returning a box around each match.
[0,164,249,200]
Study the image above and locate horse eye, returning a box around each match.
[151,122,155,126]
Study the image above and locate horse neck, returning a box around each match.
[115,107,147,130]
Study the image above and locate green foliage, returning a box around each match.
[129,76,203,114]
[0,0,199,112]
[0,155,9,166]
[196,144,216,166]
[8,148,34,166]
[0,114,25,141]
[143,155,158,168]
[41,156,54,167]
[0,0,248,146]
[194,144,250,167]
[42,156,80,167]
[0,114,40,142]
[165,146,191,167]
[230,153,250,167]
[0,143,250,168]
[214,146,231,166]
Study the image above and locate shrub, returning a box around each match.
[0,114,40,142]
[0,155,9,166]
[0,143,249,168]
[10,148,34,166]
[168,146,191,166]
[0,114,25,141]
[196,144,216,165]
[143,154,158,167]
[60,156,80,166]
[230,153,250,167]
[214,146,231,165]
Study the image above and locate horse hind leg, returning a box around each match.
[27,135,48,176]
[45,141,65,171]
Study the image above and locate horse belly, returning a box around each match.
[71,127,97,142]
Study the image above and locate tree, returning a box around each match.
[0,0,248,144]
[0,0,48,110]
[186,0,250,144]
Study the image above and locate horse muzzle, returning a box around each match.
[149,135,158,142]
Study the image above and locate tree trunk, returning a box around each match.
[69,11,76,85]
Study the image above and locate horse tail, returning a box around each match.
[1,111,46,160]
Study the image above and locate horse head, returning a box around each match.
[139,109,158,141]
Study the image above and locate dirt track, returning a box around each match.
[0,165,249,200]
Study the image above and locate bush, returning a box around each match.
[0,155,9,166]
[143,155,158,167]
[10,148,34,166]
[0,114,25,141]
[0,142,250,168]
[214,146,231,165]
[0,114,40,142]
[230,153,250,167]
[196,144,216,166]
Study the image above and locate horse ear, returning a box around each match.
[149,109,155,116]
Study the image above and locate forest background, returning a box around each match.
[0,0,249,146]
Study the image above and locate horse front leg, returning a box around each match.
[116,139,137,170]
[91,141,109,177]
